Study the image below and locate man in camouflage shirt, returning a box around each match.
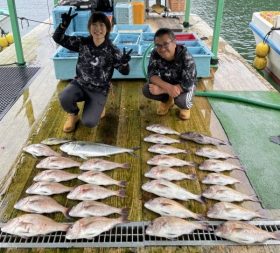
[143,28,197,120]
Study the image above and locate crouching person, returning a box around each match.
[143,28,197,120]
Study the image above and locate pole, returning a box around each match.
[211,0,224,64]
[7,0,25,65]
[183,0,191,27]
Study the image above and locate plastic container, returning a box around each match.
[115,3,133,24]
[74,10,91,32]
[140,32,155,45]
[168,0,186,12]
[114,34,140,45]
[113,24,153,34]
[132,2,145,24]
[175,33,197,41]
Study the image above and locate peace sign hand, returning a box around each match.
[61,7,78,29]
[120,48,133,64]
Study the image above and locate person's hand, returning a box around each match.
[166,84,182,98]
[61,7,77,29]
[149,84,165,95]
[120,48,133,65]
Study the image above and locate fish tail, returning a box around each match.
[195,213,206,221]
[118,180,127,187]
[187,173,197,180]
[200,223,212,231]
[118,189,126,198]
[249,194,260,202]
[237,166,246,171]
[63,208,73,220]
[199,196,206,203]
[121,163,130,169]
[273,231,280,240]
[120,207,129,216]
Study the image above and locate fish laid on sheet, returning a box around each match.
[215,221,280,244]
[33,170,79,183]
[60,141,137,159]
[41,138,71,146]
[80,158,129,171]
[199,159,244,172]
[36,156,81,169]
[78,171,127,187]
[69,200,128,217]
[67,184,126,201]
[26,182,73,196]
[180,132,228,145]
[142,179,203,203]
[195,147,237,159]
[146,216,209,239]
[146,124,180,135]
[144,197,204,220]
[23,144,61,157]
[201,173,240,186]
[65,216,127,240]
[144,134,180,144]
[202,185,259,202]
[144,166,196,181]
[14,195,69,217]
[1,214,70,237]
[147,155,195,167]
[207,202,265,221]
[148,144,189,155]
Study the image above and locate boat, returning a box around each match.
[249,11,280,84]
[0,9,11,33]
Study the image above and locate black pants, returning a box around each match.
[59,83,107,128]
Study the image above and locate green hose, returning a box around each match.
[141,46,280,111]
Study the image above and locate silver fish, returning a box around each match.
[146,124,180,135]
[144,166,196,181]
[142,179,203,203]
[180,132,228,145]
[65,216,127,240]
[26,181,73,195]
[199,159,244,172]
[201,173,240,185]
[41,138,71,146]
[147,155,195,167]
[14,195,69,217]
[36,156,81,169]
[80,158,129,171]
[69,200,128,217]
[33,170,79,183]
[144,134,180,144]
[78,171,127,187]
[23,144,61,157]
[207,202,265,220]
[60,141,137,159]
[146,216,209,238]
[1,214,70,237]
[215,221,280,244]
[202,185,259,202]
[195,147,237,159]
[144,197,204,220]
[148,144,189,155]
[67,184,126,201]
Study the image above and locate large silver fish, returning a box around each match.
[144,197,204,220]
[78,171,127,187]
[201,173,240,185]
[148,144,189,155]
[60,141,137,159]
[33,170,79,183]
[180,132,228,145]
[65,216,127,240]
[36,156,81,169]
[147,155,195,167]
[67,184,126,201]
[144,166,196,181]
[1,214,70,237]
[14,195,69,217]
[146,216,209,238]
[146,124,180,135]
[195,147,237,159]
[26,181,73,195]
[142,179,203,203]
[207,202,265,220]
[80,158,129,171]
[41,138,71,146]
[202,185,259,202]
[23,144,61,157]
[215,221,280,244]
[69,200,128,217]
[199,159,244,172]
[144,134,180,144]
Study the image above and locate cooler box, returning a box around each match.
[132,2,145,24]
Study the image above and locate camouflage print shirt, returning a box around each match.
[53,26,129,95]
[147,44,197,91]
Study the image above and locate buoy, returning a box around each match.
[255,42,270,57]
[253,56,267,70]
[5,33,14,44]
[0,35,8,48]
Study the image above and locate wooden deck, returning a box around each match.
[0,15,279,252]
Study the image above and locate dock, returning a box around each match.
[0,13,279,252]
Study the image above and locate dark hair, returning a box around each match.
[154,28,175,41]
[88,12,111,39]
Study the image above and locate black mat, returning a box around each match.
[0,66,40,121]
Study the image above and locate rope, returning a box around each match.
[263,27,280,43]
